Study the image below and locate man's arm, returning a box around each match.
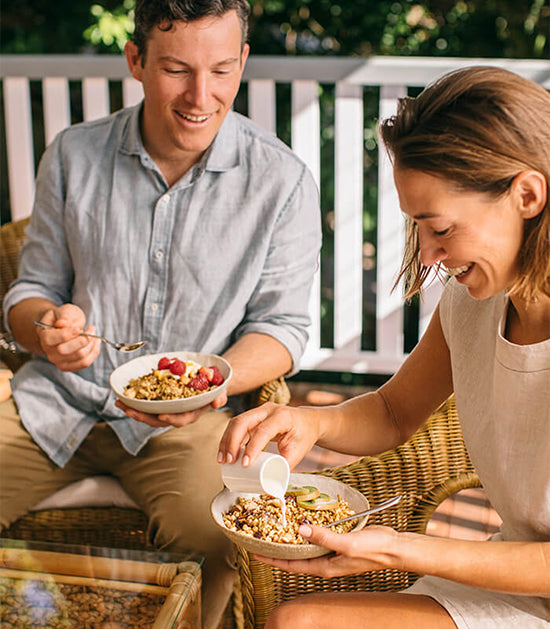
[222,332,292,396]
[230,164,322,379]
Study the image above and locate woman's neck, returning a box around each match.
[505,292,550,345]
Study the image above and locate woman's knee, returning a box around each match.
[265,598,324,629]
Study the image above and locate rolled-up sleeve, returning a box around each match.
[234,164,321,373]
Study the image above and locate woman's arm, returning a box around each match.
[258,524,550,597]
[218,305,454,468]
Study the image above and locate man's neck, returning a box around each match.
[152,152,204,188]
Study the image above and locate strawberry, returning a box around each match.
[158,356,172,370]
[169,359,186,376]
[188,372,209,391]
[209,365,224,386]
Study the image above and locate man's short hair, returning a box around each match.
[133,0,251,59]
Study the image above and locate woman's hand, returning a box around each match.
[217,402,321,469]
[115,391,228,428]
[35,304,101,372]
[258,523,550,596]
[256,524,401,578]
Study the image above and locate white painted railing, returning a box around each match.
[2,55,549,375]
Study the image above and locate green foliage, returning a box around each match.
[245,0,549,58]
[1,0,547,58]
[83,0,135,53]
[0,0,94,53]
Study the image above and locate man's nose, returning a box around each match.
[185,73,208,108]
[419,230,447,267]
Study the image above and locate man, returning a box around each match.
[0,1,321,626]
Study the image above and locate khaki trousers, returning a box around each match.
[0,396,236,629]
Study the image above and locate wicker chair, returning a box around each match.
[0,217,290,553]
[230,395,481,629]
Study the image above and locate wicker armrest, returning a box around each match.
[0,218,32,372]
[242,377,291,409]
[232,395,480,629]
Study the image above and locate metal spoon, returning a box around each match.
[34,321,146,352]
[324,494,402,528]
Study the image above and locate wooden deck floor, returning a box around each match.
[285,381,501,541]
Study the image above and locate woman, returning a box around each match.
[217,66,550,628]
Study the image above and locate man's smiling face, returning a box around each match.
[126,10,249,169]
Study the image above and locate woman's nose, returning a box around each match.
[419,231,447,267]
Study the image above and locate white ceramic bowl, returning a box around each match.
[211,472,370,560]
[110,350,232,414]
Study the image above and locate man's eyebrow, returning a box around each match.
[213,57,240,66]
[158,56,240,66]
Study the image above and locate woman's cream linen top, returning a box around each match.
[405,278,550,627]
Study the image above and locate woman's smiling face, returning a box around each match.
[394,168,526,300]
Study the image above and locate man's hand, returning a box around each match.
[115,390,228,428]
[35,304,101,372]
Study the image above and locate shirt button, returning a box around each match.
[155,250,164,259]
[151,303,159,312]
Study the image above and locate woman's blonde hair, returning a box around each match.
[379,66,550,301]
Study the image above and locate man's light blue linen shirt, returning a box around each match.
[4,105,321,467]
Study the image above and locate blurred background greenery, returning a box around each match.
[1,0,548,57]
[1,1,548,381]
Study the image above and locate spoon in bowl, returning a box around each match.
[34,321,146,352]
[324,494,402,528]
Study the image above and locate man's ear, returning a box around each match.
[240,42,250,69]
[124,41,143,82]
[512,170,547,219]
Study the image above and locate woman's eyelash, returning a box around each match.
[434,228,450,236]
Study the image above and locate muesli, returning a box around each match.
[222,485,357,545]
[124,356,225,401]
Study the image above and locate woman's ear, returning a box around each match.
[511,170,547,219]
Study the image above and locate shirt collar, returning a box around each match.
[119,104,241,172]
[119,103,148,158]
[203,110,241,172]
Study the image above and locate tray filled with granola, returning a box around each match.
[110,351,232,414]
[211,472,370,559]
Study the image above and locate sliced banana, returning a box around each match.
[297,492,339,511]
[286,485,320,501]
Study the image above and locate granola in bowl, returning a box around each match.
[222,490,357,545]
[124,356,225,401]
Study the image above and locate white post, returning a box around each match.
[4,77,35,221]
[419,274,445,337]
[42,77,71,145]
[291,80,321,364]
[376,85,407,358]
[82,77,110,121]
[333,82,363,350]
[122,77,144,108]
[248,79,276,134]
